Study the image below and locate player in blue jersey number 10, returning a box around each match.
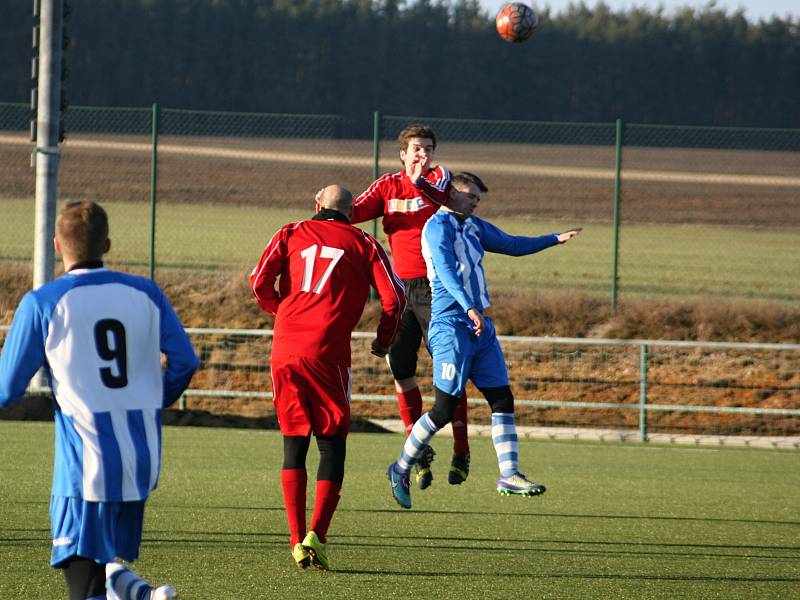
[387,172,581,509]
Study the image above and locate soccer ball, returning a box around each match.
[495,2,539,43]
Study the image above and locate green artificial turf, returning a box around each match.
[1,421,798,598]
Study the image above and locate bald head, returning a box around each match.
[316,185,353,218]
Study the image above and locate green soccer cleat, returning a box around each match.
[448,452,470,485]
[292,542,311,570]
[301,531,330,571]
[496,472,546,497]
[414,445,436,490]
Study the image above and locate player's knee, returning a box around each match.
[481,385,514,414]
[316,436,346,483]
[283,435,311,470]
[387,347,417,381]
[394,376,418,393]
[429,387,460,428]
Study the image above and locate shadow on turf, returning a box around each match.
[4,526,797,569]
[331,569,800,583]
[338,506,800,527]
[134,528,800,561]
[127,535,800,565]
[8,525,796,558]
[131,499,800,527]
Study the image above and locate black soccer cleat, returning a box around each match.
[448,452,470,485]
[414,446,436,490]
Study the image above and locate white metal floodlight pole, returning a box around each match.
[32,0,63,291]
[29,0,64,392]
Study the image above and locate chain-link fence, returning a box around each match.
[4,323,796,440]
[1,102,799,305]
[619,124,800,303]
[183,330,800,440]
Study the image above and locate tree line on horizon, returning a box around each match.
[2,0,799,130]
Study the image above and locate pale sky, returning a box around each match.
[481,0,798,22]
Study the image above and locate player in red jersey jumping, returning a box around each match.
[349,124,472,490]
[250,185,405,570]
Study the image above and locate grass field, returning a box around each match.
[1,198,799,303]
[1,421,798,598]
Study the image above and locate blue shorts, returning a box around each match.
[50,495,145,567]
[428,314,509,397]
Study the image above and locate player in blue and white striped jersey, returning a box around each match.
[0,201,198,600]
[387,172,581,509]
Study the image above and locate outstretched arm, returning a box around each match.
[478,219,581,256]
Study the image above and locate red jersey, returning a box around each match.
[249,214,405,366]
[350,166,451,279]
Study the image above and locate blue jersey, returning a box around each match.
[0,268,199,502]
[421,210,559,318]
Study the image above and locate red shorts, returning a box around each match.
[270,354,351,438]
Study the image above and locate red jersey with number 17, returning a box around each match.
[249,216,405,366]
[350,167,450,279]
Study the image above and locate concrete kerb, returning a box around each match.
[368,419,800,450]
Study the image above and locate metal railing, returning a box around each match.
[6,325,799,444]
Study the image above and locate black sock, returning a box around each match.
[61,556,106,600]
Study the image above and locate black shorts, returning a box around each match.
[387,277,432,380]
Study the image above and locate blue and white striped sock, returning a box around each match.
[106,563,152,600]
[492,412,519,477]
[396,413,439,473]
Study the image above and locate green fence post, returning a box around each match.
[611,118,623,313]
[148,102,159,280]
[639,343,649,442]
[372,110,381,239]
[370,111,381,301]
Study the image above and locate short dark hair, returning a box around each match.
[56,201,109,262]
[398,124,437,153]
[452,171,488,193]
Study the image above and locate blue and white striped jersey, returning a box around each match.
[0,268,199,502]
[422,210,559,318]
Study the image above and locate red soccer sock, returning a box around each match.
[281,469,307,546]
[452,390,470,455]
[309,480,342,543]
[397,387,423,435]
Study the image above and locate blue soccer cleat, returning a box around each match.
[387,462,412,509]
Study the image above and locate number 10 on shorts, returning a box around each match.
[440,362,456,381]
